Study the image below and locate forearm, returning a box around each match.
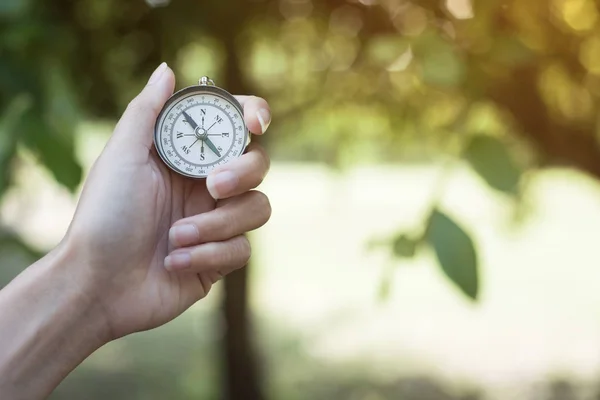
[0,243,109,400]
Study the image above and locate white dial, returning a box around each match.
[154,87,248,179]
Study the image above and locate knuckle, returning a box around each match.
[216,208,237,238]
[200,236,250,270]
[202,243,226,269]
[126,96,144,114]
[125,92,161,116]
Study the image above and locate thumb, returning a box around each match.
[113,62,176,149]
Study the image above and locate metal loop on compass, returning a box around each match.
[199,76,216,86]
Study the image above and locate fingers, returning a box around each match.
[112,73,266,152]
[234,95,271,135]
[165,189,271,275]
[206,142,270,199]
[204,96,271,200]
[113,62,176,149]
[164,235,251,273]
[169,191,271,248]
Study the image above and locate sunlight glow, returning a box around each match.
[580,34,600,74]
[446,0,474,20]
[552,0,598,32]
[387,46,413,72]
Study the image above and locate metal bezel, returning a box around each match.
[153,82,250,179]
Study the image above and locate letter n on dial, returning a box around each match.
[156,93,245,178]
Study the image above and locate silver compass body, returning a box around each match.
[154,77,250,179]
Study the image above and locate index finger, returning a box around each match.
[206,142,270,200]
[234,95,271,135]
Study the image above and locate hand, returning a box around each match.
[63,62,272,341]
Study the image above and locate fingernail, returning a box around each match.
[148,62,168,85]
[209,171,239,199]
[257,108,271,134]
[169,224,199,247]
[165,252,192,271]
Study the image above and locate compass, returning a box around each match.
[154,76,250,179]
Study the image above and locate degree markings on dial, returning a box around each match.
[157,92,245,177]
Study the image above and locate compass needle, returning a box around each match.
[153,76,249,178]
[181,110,199,129]
[204,138,221,157]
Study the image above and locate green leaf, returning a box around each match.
[427,209,479,300]
[43,62,81,136]
[36,132,82,192]
[463,135,521,194]
[20,113,82,192]
[0,94,32,196]
[7,62,83,192]
[0,94,32,153]
[392,234,418,258]
[0,59,39,97]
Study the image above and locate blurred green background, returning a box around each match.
[3,0,600,399]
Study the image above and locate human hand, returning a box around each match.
[63,63,272,341]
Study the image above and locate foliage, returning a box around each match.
[0,94,31,195]
[1,0,599,313]
[463,135,522,195]
[2,0,600,398]
[426,209,479,300]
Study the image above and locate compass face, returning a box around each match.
[154,87,248,178]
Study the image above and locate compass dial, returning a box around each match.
[155,88,248,179]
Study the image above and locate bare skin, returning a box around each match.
[0,63,273,400]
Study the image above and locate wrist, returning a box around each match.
[0,240,111,398]
[45,238,114,345]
